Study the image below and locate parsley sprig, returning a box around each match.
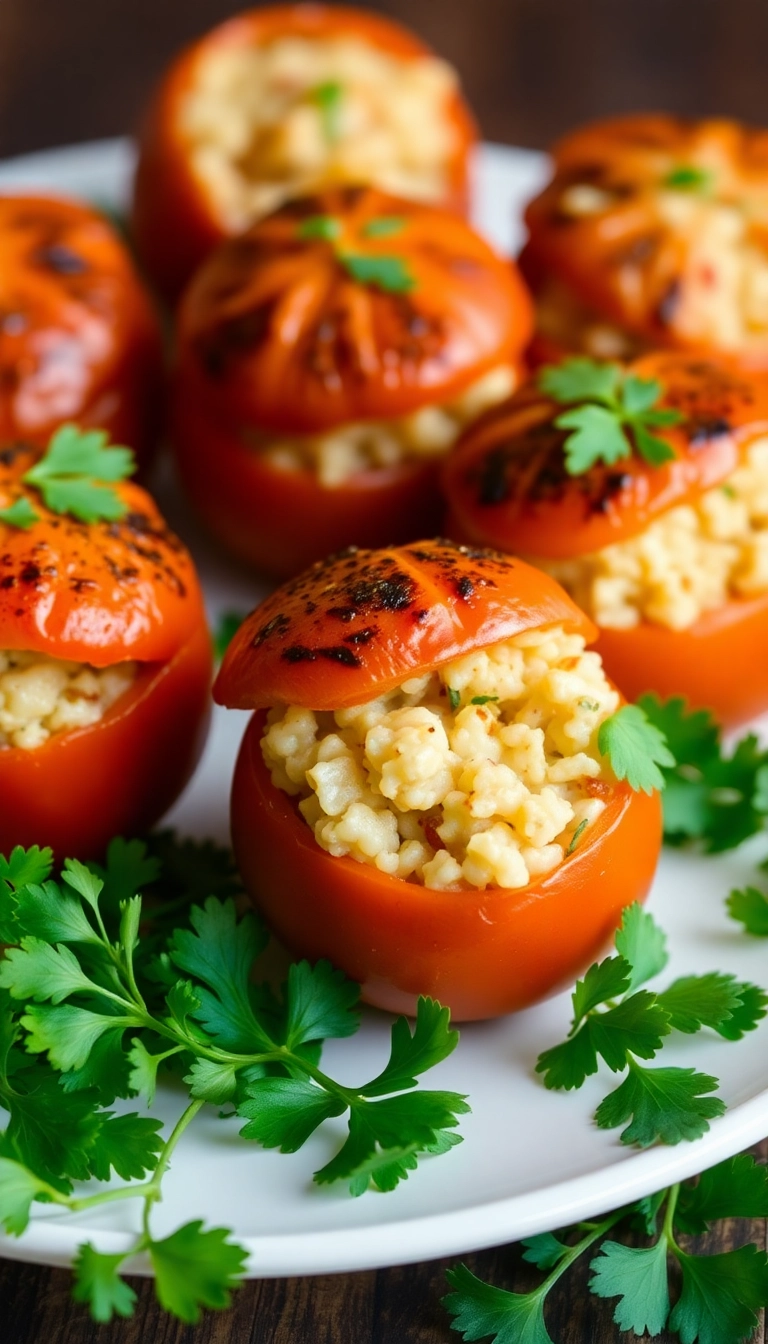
[535,903,766,1147]
[538,357,684,474]
[0,838,466,1323]
[598,703,675,794]
[445,1153,768,1344]
[297,214,415,293]
[0,424,135,530]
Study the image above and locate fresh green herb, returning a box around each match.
[721,482,737,499]
[535,903,766,1147]
[565,818,588,855]
[663,164,713,192]
[0,841,466,1322]
[598,703,675,794]
[362,216,405,238]
[338,252,415,293]
[20,424,134,524]
[470,695,499,706]
[727,886,768,936]
[311,79,344,144]
[445,1154,768,1344]
[297,214,342,241]
[447,687,461,712]
[212,611,246,663]
[0,497,39,530]
[538,357,684,474]
[638,694,768,851]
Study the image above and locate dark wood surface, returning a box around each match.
[1,1,768,1340]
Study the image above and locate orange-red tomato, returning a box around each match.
[0,448,212,859]
[172,186,532,577]
[132,4,478,301]
[523,115,768,367]
[0,196,163,470]
[215,539,662,1021]
[442,352,768,725]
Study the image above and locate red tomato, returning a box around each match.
[0,448,212,858]
[215,539,662,1020]
[0,195,163,470]
[132,4,478,300]
[442,352,768,725]
[172,186,531,576]
[523,115,768,367]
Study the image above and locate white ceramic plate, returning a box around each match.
[0,139,767,1280]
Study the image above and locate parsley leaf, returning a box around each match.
[297,214,341,241]
[676,1153,768,1234]
[664,164,713,191]
[594,1063,725,1147]
[598,703,675,793]
[0,1157,51,1235]
[149,1221,248,1324]
[72,1244,137,1322]
[727,885,768,936]
[656,973,767,1038]
[670,1245,768,1344]
[0,497,39,529]
[238,1078,345,1152]
[362,215,405,238]
[338,252,416,293]
[444,1263,554,1344]
[589,1238,670,1335]
[539,356,683,474]
[614,902,668,992]
[23,424,134,523]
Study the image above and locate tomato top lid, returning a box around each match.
[0,194,157,444]
[177,186,532,434]
[214,537,595,710]
[524,114,768,358]
[0,444,206,664]
[442,351,768,559]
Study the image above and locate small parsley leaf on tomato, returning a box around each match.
[362,215,405,238]
[311,79,344,144]
[538,356,683,474]
[0,497,39,529]
[338,251,416,293]
[598,703,675,793]
[664,163,713,191]
[23,424,134,524]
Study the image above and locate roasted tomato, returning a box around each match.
[442,351,768,725]
[522,115,768,370]
[0,196,163,470]
[214,539,661,1021]
[172,186,532,577]
[132,3,478,300]
[0,446,212,859]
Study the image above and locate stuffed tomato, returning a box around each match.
[172,185,531,578]
[522,115,768,370]
[133,3,477,299]
[214,538,661,1021]
[442,351,768,725]
[0,445,212,859]
[0,195,162,470]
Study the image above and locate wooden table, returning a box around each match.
[1,1,767,1339]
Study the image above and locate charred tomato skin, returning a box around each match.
[132,3,479,301]
[172,186,532,576]
[441,352,768,725]
[0,195,163,471]
[0,449,212,858]
[215,539,662,1020]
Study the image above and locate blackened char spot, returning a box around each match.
[478,447,511,505]
[327,606,358,622]
[199,301,276,377]
[35,244,87,275]
[656,280,681,328]
[318,646,362,667]
[688,417,732,447]
[412,609,428,623]
[20,562,42,584]
[0,575,15,589]
[456,575,474,599]
[254,612,291,647]
[344,626,376,645]
[0,444,28,468]
[283,644,316,663]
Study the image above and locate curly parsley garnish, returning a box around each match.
[0,424,135,530]
[538,357,684,474]
[296,214,415,293]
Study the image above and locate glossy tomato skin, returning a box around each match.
[0,625,211,860]
[214,539,596,711]
[215,539,661,1020]
[0,451,212,859]
[132,4,478,300]
[231,710,661,1021]
[524,115,768,367]
[172,186,531,575]
[0,196,163,471]
[441,353,768,725]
